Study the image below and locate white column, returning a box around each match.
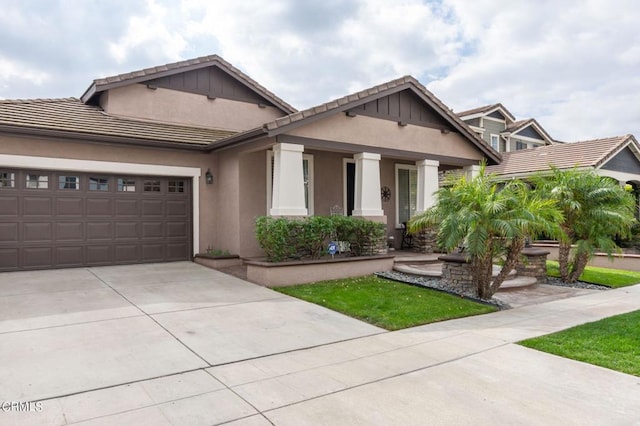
[353,152,384,217]
[464,164,481,180]
[416,159,439,212]
[270,143,308,216]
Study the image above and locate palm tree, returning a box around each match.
[533,168,636,283]
[409,165,562,299]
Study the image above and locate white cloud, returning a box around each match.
[0,0,638,141]
[108,0,189,64]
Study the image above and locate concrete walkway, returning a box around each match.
[1,263,639,425]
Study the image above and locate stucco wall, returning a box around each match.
[288,114,486,161]
[101,85,284,132]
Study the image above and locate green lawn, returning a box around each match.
[546,260,640,288]
[519,310,640,376]
[274,276,497,331]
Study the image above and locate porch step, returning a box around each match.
[497,276,538,290]
[393,253,442,265]
[392,262,519,280]
[393,262,442,277]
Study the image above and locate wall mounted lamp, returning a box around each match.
[205,169,213,185]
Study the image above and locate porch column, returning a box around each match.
[353,152,384,217]
[464,164,481,180]
[416,159,439,212]
[270,143,308,216]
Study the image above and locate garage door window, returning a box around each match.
[58,175,80,190]
[168,180,185,193]
[144,180,161,192]
[89,177,109,191]
[0,172,15,188]
[26,174,48,189]
[117,178,136,192]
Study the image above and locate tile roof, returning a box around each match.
[485,135,636,176]
[82,55,297,114]
[0,98,236,146]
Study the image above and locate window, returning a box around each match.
[515,141,528,150]
[395,164,417,227]
[26,174,49,189]
[266,151,314,214]
[58,175,79,190]
[168,180,185,193]
[490,134,500,152]
[89,177,109,191]
[117,178,136,192]
[0,172,15,188]
[143,179,161,192]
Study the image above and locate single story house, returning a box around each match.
[0,54,500,272]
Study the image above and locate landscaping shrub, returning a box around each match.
[255,215,386,262]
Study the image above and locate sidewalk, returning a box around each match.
[5,283,640,425]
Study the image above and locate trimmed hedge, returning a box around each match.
[255,215,387,262]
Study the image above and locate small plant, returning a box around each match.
[205,247,231,256]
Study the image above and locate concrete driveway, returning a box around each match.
[2,262,640,425]
[0,263,383,414]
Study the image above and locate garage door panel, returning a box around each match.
[56,197,83,216]
[142,199,163,216]
[142,244,164,261]
[23,196,52,216]
[0,196,19,216]
[116,245,139,263]
[87,198,113,216]
[115,199,139,216]
[142,222,163,238]
[0,222,18,242]
[167,222,187,238]
[1,170,191,271]
[23,222,52,242]
[23,247,53,268]
[87,222,113,240]
[116,222,139,239]
[56,222,84,241]
[86,245,113,265]
[55,246,84,267]
[166,200,188,216]
[0,248,18,269]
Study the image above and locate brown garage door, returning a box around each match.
[0,169,192,271]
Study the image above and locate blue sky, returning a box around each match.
[1,0,638,141]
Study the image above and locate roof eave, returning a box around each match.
[0,124,211,151]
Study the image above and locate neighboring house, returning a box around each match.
[0,54,499,272]
[485,134,640,184]
[485,134,640,217]
[457,103,555,153]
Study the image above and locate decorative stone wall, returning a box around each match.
[438,253,477,297]
[412,227,438,253]
[361,233,388,255]
[516,247,550,284]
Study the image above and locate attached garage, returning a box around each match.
[0,169,192,271]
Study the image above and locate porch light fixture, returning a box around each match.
[441,128,450,134]
[398,121,407,127]
[205,169,213,185]
[345,111,357,117]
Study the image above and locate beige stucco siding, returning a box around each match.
[287,114,486,161]
[101,85,284,132]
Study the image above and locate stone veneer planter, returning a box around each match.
[515,247,550,284]
[245,255,395,287]
[438,253,476,297]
